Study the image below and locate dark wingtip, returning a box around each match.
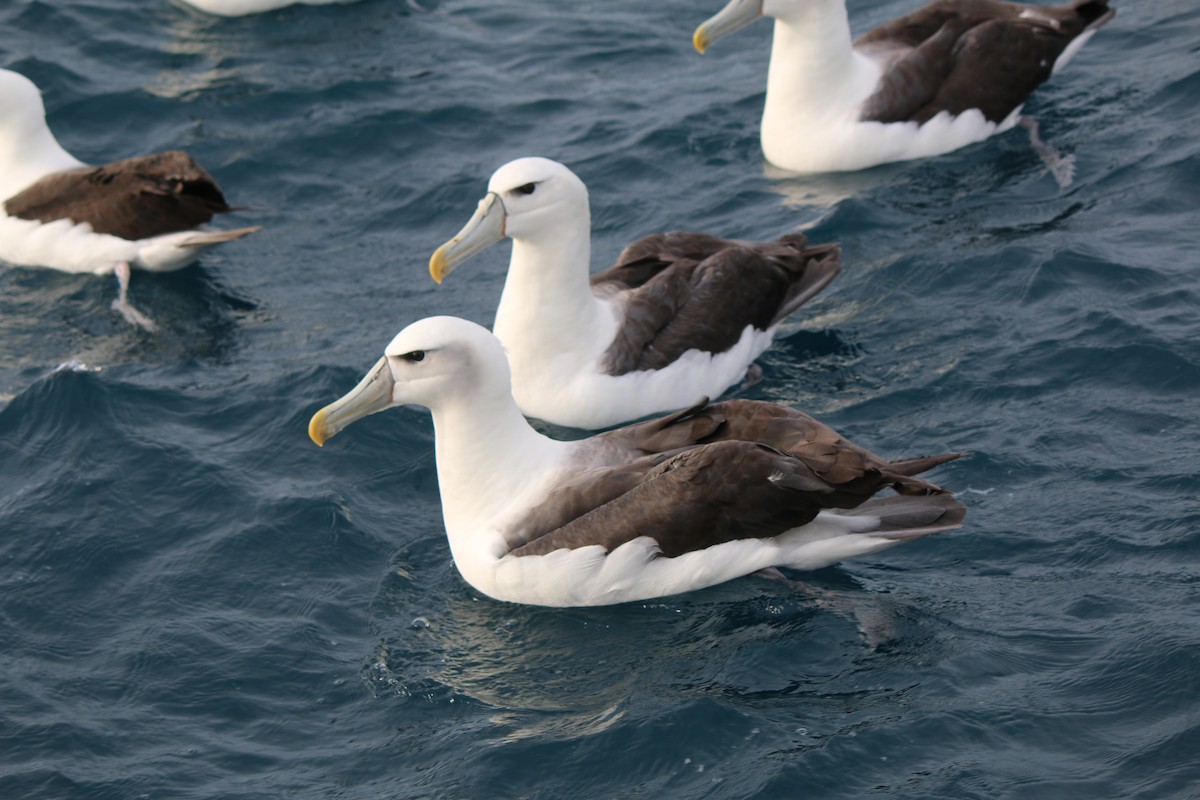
[883,452,971,496]
[767,239,843,326]
[1075,1,1115,27]
[889,451,971,477]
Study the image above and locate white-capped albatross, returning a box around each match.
[0,68,259,330]
[177,0,365,17]
[308,316,967,608]
[429,157,841,430]
[693,0,1114,179]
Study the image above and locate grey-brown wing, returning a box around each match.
[591,399,725,457]
[856,0,1009,51]
[510,440,847,558]
[598,398,964,497]
[591,231,736,290]
[699,399,966,498]
[502,401,728,549]
[857,13,974,123]
[509,400,967,558]
[858,0,1113,125]
[4,151,232,240]
[597,232,840,375]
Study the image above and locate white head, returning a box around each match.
[0,68,47,116]
[0,68,51,149]
[308,316,515,446]
[382,315,513,409]
[429,157,590,283]
[485,157,589,240]
[0,68,82,194]
[761,0,843,23]
[694,0,841,52]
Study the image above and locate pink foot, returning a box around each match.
[740,363,764,389]
[1020,116,1076,189]
[111,261,158,332]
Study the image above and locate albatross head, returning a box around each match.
[695,0,832,52]
[0,68,47,125]
[0,69,52,155]
[428,157,589,283]
[0,69,82,195]
[308,316,514,446]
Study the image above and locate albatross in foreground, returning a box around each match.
[0,68,259,330]
[693,0,1114,180]
[309,316,967,607]
[429,157,841,429]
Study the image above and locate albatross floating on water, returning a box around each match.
[693,0,1114,180]
[309,316,967,608]
[429,157,841,429]
[0,68,259,330]
[177,0,365,16]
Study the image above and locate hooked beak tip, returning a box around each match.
[429,248,448,284]
[308,408,329,447]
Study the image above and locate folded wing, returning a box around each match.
[592,232,841,374]
[4,151,234,241]
[857,0,1114,124]
[508,399,966,558]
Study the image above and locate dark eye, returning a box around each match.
[401,350,425,363]
[513,182,536,195]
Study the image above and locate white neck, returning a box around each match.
[492,207,612,365]
[430,387,572,549]
[763,7,878,125]
[0,121,84,200]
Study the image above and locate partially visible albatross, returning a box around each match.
[309,316,966,607]
[692,0,1114,180]
[0,68,259,330]
[177,0,364,16]
[429,157,841,429]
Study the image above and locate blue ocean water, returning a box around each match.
[1,0,1198,797]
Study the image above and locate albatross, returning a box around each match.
[692,0,1115,179]
[429,157,841,429]
[0,68,259,330]
[308,316,967,608]
[177,0,365,16]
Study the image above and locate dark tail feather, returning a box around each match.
[889,451,970,477]
[883,451,969,496]
[178,226,262,248]
[770,240,842,326]
[1072,1,1115,30]
[836,494,967,539]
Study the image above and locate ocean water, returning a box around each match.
[1,0,1198,797]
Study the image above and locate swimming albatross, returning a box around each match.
[429,157,841,429]
[178,0,364,16]
[309,316,967,608]
[0,68,259,330]
[693,0,1114,180]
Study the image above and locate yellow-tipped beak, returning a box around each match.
[429,243,451,284]
[428,192,507,285]
[307,357,395,447]
[693,0,763,54]
[309,407,330,446]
